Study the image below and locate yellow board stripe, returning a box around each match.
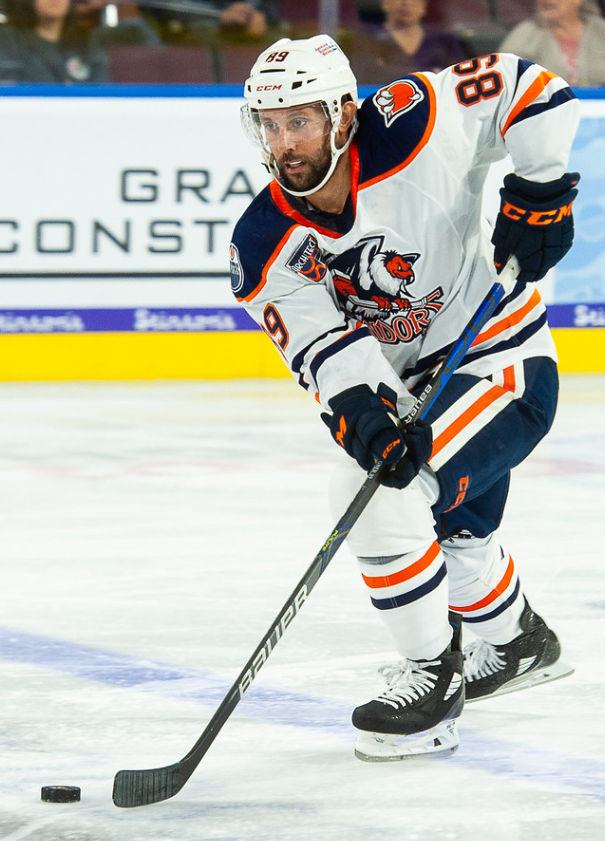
[0,328,601,381]
[552,328,605,373]
[0,332,289,381]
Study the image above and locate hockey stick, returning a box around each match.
[112,255,520,808]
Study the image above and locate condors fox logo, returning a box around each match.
[374,79,424,126]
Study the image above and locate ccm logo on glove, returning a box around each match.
[322,383,432,489]
[501,201,574,226]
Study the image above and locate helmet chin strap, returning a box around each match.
[270,116,358,199]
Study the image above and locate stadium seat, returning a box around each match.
[219,45,267,84]
[107,45,216,84]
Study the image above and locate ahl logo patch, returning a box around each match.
[229,243,245,295]
[374,78,424,127]
[286,234,328,283]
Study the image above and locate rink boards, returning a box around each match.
[0,86,603,380]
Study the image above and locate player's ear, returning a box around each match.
[335,100,357,149]
[339,100,357,132]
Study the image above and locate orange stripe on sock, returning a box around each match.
[450,555,516,612]
[361,541,441,589]
[430,385,503,461]
[502,70,557,136]
[472,289,541,348]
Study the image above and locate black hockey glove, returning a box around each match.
[492,172,580,283]
[321,383,432,489]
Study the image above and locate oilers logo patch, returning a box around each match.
[374,79,424,127]
[286,234,328,283]
[229,242,245,295]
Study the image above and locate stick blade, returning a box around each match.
[112,763,186,808]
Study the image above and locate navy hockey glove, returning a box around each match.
[382,419,433,490]
[492,172,580,283]
[321,383,432,489]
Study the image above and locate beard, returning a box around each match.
[276,134,333,194]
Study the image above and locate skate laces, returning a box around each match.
[375,660,439,709]
[464,639,506,682]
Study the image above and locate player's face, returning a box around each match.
[258,104,333,193]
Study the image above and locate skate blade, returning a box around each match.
[466,660,574,703]
[354,719,459,762]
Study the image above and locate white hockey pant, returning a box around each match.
[329,458,525,661]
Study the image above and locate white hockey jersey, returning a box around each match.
[230,54,580,414]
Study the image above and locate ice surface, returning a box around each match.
[1,376,604,840]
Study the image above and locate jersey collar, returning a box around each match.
[269,144,361,239]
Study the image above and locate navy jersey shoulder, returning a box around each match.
[356,74,435,184]
[230,185,299,301]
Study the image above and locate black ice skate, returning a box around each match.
[464,598,574,701]
[353,614,464,761]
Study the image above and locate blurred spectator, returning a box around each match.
[76,2,161,47]
[499,0,605,87]
[219,1,269,37]
[143,1,278,41]
[0,0,111,82]
[348,0,467,87]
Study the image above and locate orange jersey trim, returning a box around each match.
[358,73,437,191]
[235,223,299,303]
[450,555,515,612]
[501,69,557,137]
[361,541,441,589]
[472,288,542,348]
[268,145,361,240]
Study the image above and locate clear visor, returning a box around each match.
[241,102,333,153]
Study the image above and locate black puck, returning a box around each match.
[41,785,81,803]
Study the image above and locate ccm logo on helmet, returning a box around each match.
[374,79,424,127]
[256,85,283,91]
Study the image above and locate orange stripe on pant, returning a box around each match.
[361,541,441,589]
[502,365,516,393]
[450,554,516,613]
[430,385,504,461]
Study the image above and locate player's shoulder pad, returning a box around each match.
[356,73,435,184]
[230,185,301,302]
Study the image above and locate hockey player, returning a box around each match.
[230,34,580,760]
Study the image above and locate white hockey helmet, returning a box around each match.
[241,34,359,196]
